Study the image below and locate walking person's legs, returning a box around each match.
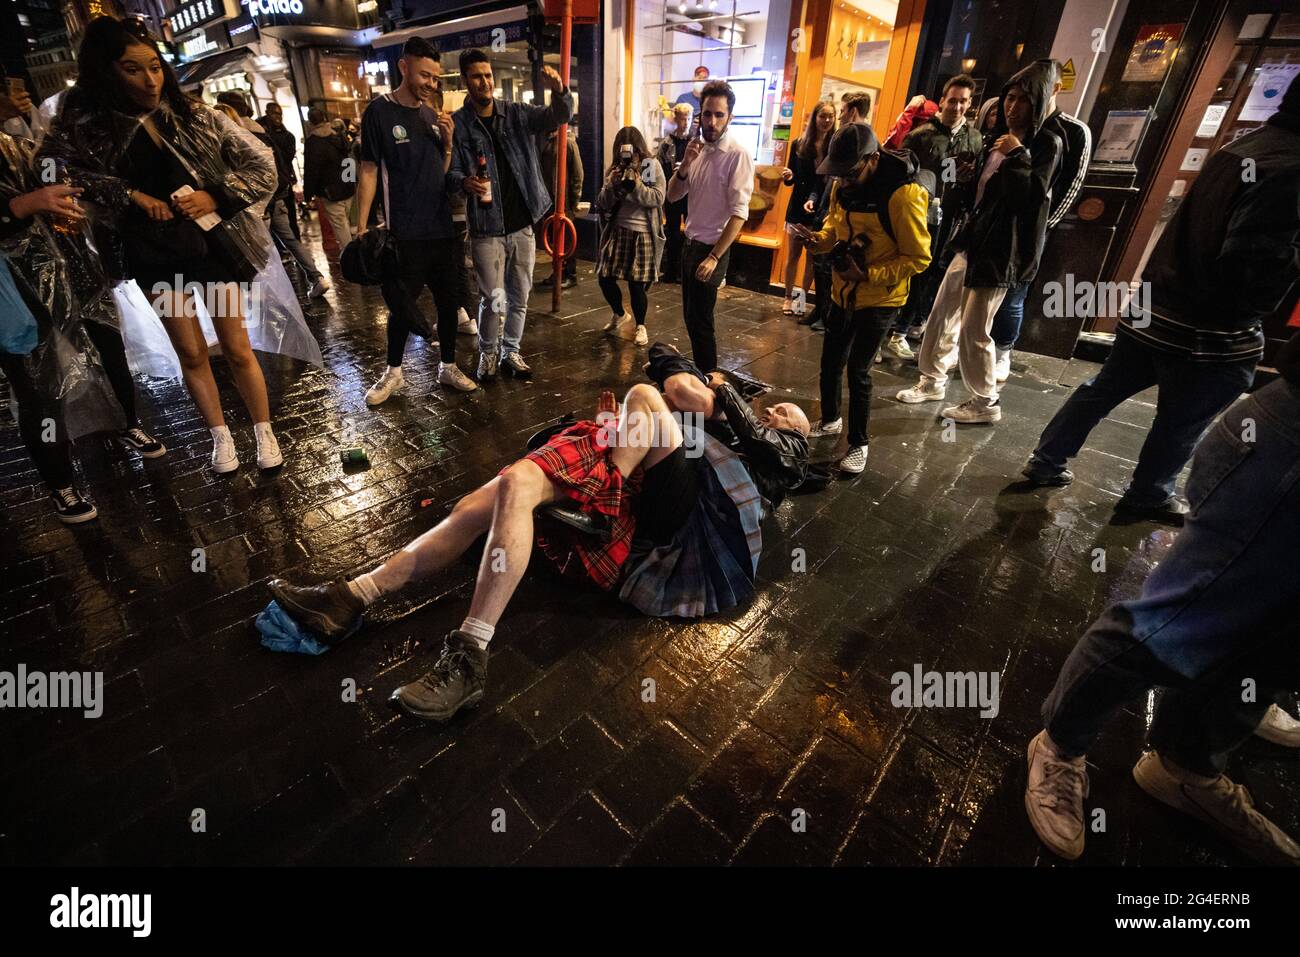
[269,200,324,288]
[82,319,165,457]
[471,234,507,379]
[898,252,968,402]
[323,198,353,250]
[0,352,89,521]
[500,226,536,376]
[942,285,1007,423]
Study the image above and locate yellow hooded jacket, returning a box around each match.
[808,179,932,310]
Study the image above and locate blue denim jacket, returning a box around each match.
[448,89,574,237]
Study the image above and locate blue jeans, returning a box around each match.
[1042,379,1300,774]
[1030,332,1256,506]
[991,280,1029,349]
[471,225,536,356]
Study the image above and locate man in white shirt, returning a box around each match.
[665,80,754,372]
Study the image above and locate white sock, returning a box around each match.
[347,573,382,606]
[458,617,494,649]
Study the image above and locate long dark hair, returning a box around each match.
[796,101,835,162]
[74,16,194,119]
[612,125,650,162]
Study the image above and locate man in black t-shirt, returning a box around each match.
[356,37,479,403]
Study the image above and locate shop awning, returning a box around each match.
[175,47,249,87]
[372,3,529,49]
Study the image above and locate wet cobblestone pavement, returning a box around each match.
[3,230,1297,867]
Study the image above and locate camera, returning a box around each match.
[831,234,869,275]
[617,143,640,191]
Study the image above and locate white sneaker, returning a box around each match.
[457,308,478,336]
[837,445,868,474]
[995,347,1012,383]
[1255,703,1300,747]
[603,311,628,333]
[896,378,946,403]
[254,422,283,469]
[942,397,1002,423]
[438,361,478,392]
[882,334,914,360]
[211,426,239,474]
[1025,730,1088,860]
[809,418,842,438]
[1133,751,1300,866]
[308,276,331,299]
[365,366,404,406]
[634,325,648,346]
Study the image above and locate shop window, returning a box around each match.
[319,52,369,120]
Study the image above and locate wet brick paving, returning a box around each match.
[2,225,1297,866]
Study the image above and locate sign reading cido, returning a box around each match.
[243,0,306,15]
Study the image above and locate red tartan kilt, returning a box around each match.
[508,421,643,590]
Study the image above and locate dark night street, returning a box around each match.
[2,230,1297,868]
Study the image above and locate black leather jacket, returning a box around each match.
[709,383,810,511]
[645,343,810,510]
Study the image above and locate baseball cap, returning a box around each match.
[816,123,880,176]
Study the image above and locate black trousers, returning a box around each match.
[84,321,137,427]
[819,304,897,447]
[381,236,464,365]
[598,276,648,324]
[662,199,686,280]
[680,238,730,373]
[1,351,74,490]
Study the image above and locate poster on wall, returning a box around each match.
[1094,109,1149,163]
[851,41,889,73]
[1121,24,1184,83]
[1240,63,1300,122]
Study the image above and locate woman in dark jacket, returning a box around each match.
[1,129,164,522]
[780,101,834,315]
[40,17,320,476]
[596,126,665,347]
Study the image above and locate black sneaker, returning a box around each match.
[1021,460,1073,487]
[49,487,97,524]
[389,630,488,721]
[118,426,166,459]
[267,578,364,640]
[1113,497,1189,527]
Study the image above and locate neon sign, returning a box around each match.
[242,0,305,16]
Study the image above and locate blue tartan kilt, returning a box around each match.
[618,431,763,618]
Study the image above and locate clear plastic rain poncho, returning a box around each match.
[0,130,128,438]
[35,89,323,379]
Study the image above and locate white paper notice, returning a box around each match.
[1241,63,1300,122]
[1195,103,1228,139]
[1179,148,1208,172]
[851,40,890,73]
[1095,110,1149,163]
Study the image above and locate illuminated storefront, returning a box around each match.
[611,0,927,290]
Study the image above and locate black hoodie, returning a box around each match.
[958,60,1061,288]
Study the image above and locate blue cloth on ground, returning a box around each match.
[256,599,359,655]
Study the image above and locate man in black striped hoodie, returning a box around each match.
[1022,75,1300,524]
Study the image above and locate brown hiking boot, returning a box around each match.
[267,578,364,640]
[389,630,488,722]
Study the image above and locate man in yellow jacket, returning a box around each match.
[791,124,931,473]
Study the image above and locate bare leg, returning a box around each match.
[466,461,560,626]
[782,239,802,300]
[364,479,501,596]
[159,298,225,428]
[210,285,270,423]
[609,382,684,476]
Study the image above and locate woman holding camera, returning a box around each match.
[781,101,834,316]
[596,126,665,347]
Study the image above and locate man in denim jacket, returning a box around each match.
[448,48,573,382]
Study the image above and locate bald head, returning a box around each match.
[761,402,811,437]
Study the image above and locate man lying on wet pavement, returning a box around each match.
[265,343,811,722]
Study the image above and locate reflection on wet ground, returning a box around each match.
[2,235,1295,866]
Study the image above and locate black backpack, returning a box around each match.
[840,149,936,243]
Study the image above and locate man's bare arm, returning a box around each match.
[356,160,379,232]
